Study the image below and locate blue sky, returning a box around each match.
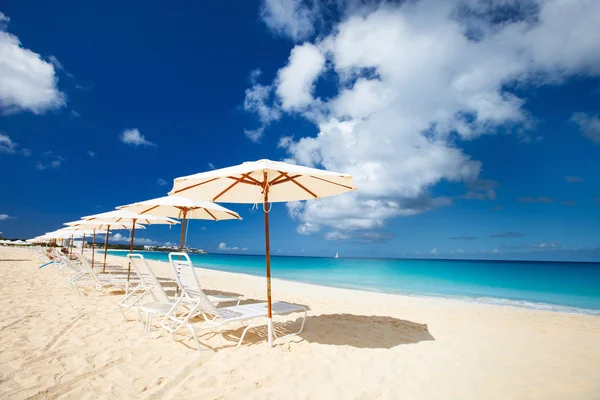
[1,0,599,261]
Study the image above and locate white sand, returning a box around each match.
[1,246,599,399]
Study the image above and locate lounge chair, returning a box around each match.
[161,252,307,352]
[70,253,140,295]
[119,254,181,337]
[167,252,241,306]
[120,254,241,338]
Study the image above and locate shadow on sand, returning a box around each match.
[220,313,434,350]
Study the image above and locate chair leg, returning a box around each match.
[187,325,201,352]
[146,313,153,338]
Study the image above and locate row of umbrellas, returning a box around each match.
[28,159,356,348]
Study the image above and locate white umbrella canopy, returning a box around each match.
[82,210,178,279]
[65,219,148,271]
[82,210,179,225]
[169,159,356,203]
[169,159,356,348]
[116,195,242,251]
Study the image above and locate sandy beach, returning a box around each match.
[1,246,599,399]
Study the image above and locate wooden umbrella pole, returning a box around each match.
[81,234,86,254]
[179,209,188,252]
[127,219,136,282]
[91,229,96,269]
[70,235,74,256]
[263,171,273,348]
[103,226,110,273]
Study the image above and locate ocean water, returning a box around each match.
[107,250,600,315]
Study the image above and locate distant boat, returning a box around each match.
[334,252,340,259]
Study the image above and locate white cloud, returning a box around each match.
[260,0,319,41]
[430,248,438,254]
[276,43,325,111]
[111,233,156,245]
[0,132,30,156]
[87,150,95,158]
[0,213,13,220]
[571,112,600,145]
[71,110,80,118]
[48,55,74,79]
[208,162,216,170]
[247,0,600,235]
[157,178,167,186]
[0,13,66,114]
[35,151,65,170]
[217,242,247,251]
[244,127,265,143]
[119,128,155,147]
[0,132,16,153]
[324,231,350,240]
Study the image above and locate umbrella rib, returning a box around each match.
[225,211,241,219]
[173,177,220,194]
[279,172,318,199]
[309,175,355,190]
[268,172,287,185]
[270,174,302,186]
[231,175,262,185]
[204,209,218,221]
[213,173,255,201]
[140,205,160,214]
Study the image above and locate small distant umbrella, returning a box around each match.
[170,159,356,348]
[65,220,145,271]
[117,195,241,252]
[81,210,178,280]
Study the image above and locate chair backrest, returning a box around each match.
[73,253,102,284]
[168,252,221,316]
[127,254,169,302]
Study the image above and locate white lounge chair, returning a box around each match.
[120,254,241,338]
[162,252,307,352]
[119,254,181,337]
[167,252,241,307]
[70,253,139,295]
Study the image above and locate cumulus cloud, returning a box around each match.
[0,213,13,220]
[119,129,155,147]
[260,0,319,41]
[0,12,66,114]
[276,43,326,111]
[571,112,600,145]
[217,242,247,251]
[246,0,600,235]
[112,233,156,245]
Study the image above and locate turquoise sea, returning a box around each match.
[107,250,600,315]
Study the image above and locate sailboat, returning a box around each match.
[334,252,340,259]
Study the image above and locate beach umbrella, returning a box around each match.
[81,210,178,279]
[116,195,242,252]
[59,226,107,257]
[169,159,356,347]
[65,220,145,271]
